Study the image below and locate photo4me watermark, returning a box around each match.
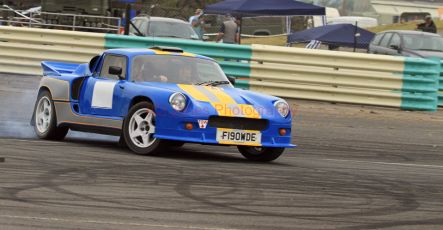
[155,103,298,118]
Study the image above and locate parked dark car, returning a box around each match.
[368,30,443,58]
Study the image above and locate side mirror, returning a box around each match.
[109,66,124,80]
[227,76,236,85]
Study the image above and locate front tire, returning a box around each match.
[34,90,69,140]
[237,146,285,162]
[123,102,163,155]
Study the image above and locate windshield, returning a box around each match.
[148,21,199,40]
[403,34,443,52]
[131,55,230,85]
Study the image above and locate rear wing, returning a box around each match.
[41,61,92,77]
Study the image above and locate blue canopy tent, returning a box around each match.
[204,0,325,16]
[287,24,375,50]
[204,0,325,43]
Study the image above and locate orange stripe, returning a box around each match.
[59,120,121,129]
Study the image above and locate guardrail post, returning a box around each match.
[29,12,32,27]
[124,4,131,36]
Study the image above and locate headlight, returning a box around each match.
[169,93,187,112]
[274,100,290,118]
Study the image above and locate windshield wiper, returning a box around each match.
[195,80,231,86]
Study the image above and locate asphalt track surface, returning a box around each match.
[0,74,442,230]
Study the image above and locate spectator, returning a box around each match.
[235,16,242,44]
[216,15,239,44]
[417,15,437,34]
[189,8,205,40]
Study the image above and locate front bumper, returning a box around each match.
[155,115,295,148]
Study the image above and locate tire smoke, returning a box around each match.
[0,74,117,142]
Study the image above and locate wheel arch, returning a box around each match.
[129,96,155,111]
[38,86,52,96]
[31,86,53,126]
[38,77,70,102]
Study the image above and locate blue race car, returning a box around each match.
[31,47,294,162]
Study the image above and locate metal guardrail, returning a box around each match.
[0,8,121,33]
[439,61,443,107]
[0,26,103,75]
[0,26,440,111]
[248,45,440,110]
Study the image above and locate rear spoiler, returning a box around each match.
[41,61,83,76]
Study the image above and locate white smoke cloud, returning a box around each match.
[0,76,117,142]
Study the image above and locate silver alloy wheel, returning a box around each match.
[128,108,156,148]
[35,96,52,134]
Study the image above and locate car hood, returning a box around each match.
[139,82,284,119]
[403,49,443,58]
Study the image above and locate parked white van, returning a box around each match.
[327,16,378,28]
[311,7,341,27]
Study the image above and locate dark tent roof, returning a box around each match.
[204,0,325,16]
[287,24,375,49]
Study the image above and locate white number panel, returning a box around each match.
[91,81,117,109]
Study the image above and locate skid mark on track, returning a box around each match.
[0,215,238,230]
[324,159,443,169]
[172,163,421,219]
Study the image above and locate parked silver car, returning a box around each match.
[368,30,443,58]
[130,16,200,40]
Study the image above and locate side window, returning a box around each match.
[99,55,127,80]
[371,33,384,45]
[389,33,401,47]
[139,20,148,36]
[379,33,393,47]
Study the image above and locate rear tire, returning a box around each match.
[33,90,69,140]
[237,146,284,162]
[123,101,163,155]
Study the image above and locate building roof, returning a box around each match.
[371,0,443,17]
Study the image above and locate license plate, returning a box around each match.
[216,129,261,146]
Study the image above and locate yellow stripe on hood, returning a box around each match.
[178,84,211,102]
[203,86,236,104]
[178,84,261,119]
